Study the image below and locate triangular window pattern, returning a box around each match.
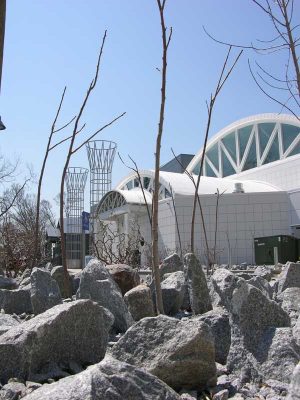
[193,162,200,175]
[263,133,279,165]
[242,138,257,171]
[222,132,236,163]
[288,140,300,157]
[205,160,217,177]
[143,177,150,189]
[258,123,275,157]
[282,124,300,153]
[221,150,235,177]
[206,143,219,171]
[238,125,252,161]
[126,180,133,190]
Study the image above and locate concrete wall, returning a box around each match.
[171,191,290,265]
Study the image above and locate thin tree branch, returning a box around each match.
[71,113,125,154]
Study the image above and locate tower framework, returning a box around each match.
[65,167,88,268]
[86,140,117,251]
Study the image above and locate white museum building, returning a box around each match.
[96,113,300,266]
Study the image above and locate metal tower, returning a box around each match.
[86,140,117,251]
[65,167,89,269]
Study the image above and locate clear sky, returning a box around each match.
[2,1,299,216]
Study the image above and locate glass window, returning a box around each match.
[126,180,133,190]
[222,132,236,163]
[263,134,280,165]
[143,177,150,189]
[206,143,219,170]
[282,124,300,153]
[192,162,204,175]
[221,150,236,177]
[288,140,300,157]
[238,125,252,161]
[242,138,257,171]
[134,178,140,188]
[165,188,171,198]
[205,160,217,177]
[258,123,275,157]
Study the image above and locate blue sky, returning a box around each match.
[2,1,299,215]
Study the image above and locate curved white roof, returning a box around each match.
[117,188,152,204]
[187,113,300,174]
[159,171,280,195]
[116,169,280,197]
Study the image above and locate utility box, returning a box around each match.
[254,235,298,265]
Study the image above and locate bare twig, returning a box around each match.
[118,153,152,227]
[191,47,242,254]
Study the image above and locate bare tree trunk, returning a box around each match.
[151,0,172,315]
[169,184,182,260]
[0,0,5,94]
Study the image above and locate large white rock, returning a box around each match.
[287,363,300,400]
[231,280,290,350]
[30,268,62,314]
[184,253,212,315]
[0,300,113,383]
[124,284,155,321]
[161,271,186,315]
[0,288,32,315]
[277,262,300,294]
[22,356,181,400]
[0,313,19,336]
[76,259,133,332]
[111,315,216,390]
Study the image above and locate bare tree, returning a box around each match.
[205,0,300,118]
[59,31,125,296]
[152,0,172,315]
[33,88,75,267]
[92,219,144,268]
[0,187,55,275]
[190,47,242,256]
[0,179,29,219]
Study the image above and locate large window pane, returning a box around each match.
[192,162,204,175]
[143,177,150,189]
[222,132,236,163]
[282,124,300,153]
[263,134,279,165]
[258,123,275,156]
[242,139,257,171]
[222,150,236,177]
[126,180,133,190]
[205,160,217,177]
[206,143,219,170]
[193,162,200,175]
[288,140,300,157]
[238,125,252,161]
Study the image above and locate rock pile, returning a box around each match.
[0,255,299,399]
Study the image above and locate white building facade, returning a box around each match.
[97,114,300,265]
